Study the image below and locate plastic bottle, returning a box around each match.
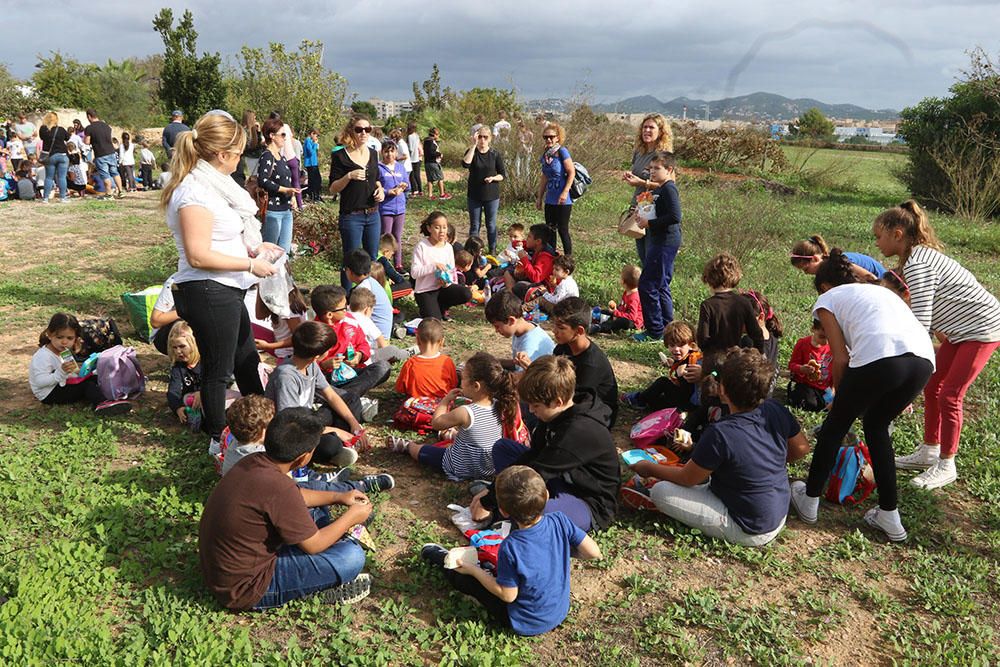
[346,344,355,361]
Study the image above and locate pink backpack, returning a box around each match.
[630,408,684,448]
[96,345,146,400]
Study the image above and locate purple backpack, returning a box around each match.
[96,345,146,400]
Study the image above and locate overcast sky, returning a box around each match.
[5,0,995,111]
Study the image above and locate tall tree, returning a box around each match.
[31,52,101,111]
[226,40,348,135]
[0,64,39,118]
[152,8,225,120]
[351,100,378,119]
[792,107,835,140]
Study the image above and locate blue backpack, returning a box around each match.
[825,433,876,505]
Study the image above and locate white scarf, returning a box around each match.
[189,159,263,251]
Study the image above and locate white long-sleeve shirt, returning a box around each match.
[29,346,71,400]
[411,238,457,293]
[543,275,579,304]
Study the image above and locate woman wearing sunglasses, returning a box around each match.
[536,123,575,255]
[462,127,506,255]
[330,115,385,288]
[256,118,300,253]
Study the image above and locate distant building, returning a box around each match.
[833,125,902,145]
[369,98,413,120]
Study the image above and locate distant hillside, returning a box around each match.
[531,92,899,121]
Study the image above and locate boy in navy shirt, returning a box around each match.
[421,465,601,635]
[634,151,682,342]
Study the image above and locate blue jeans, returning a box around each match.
[94,153,118,184]
[262,209,294,253]
[339,210,381,288]
[638,237,681,337]
[44,153,68,200]
[490,439,593,531]
[468,197,500,253]
[252,506,367,609]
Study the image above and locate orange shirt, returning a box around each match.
[394,354,458,399]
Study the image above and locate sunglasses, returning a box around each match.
[543,134,557,139]
[354,126,373,134]
[331,306,348,312]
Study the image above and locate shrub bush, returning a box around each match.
[674,121,789,173]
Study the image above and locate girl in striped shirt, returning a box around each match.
[874,200,1000,490]
[398,352,518,481]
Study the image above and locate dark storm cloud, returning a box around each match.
[4,0,995,110]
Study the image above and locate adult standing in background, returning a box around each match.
[14,113,37,159]
[391,128,412,189]
[257,117,299,253]
[303,129,322,203]
[162,110,190,159]
[270,112,303,211]
[493,111,511,137]
[621,114,674,263]
[329,115,385,288]
[240,111,264,184]
[38,112,69,203]
[162,110,280,450]
[407,122,423,196]
[84,109,125,199]
[536,122,575,255]
[463,126,506,254]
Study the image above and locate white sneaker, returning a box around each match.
[333,446,359,469]
[910,459,957,490]
[207,438,222,456]
[789,480,818,524]
[863,507,908,542]
[895,444,940,470]
[359,397,379,422]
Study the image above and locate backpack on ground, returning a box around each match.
[570,162,592,200]
[824,433,876,505]
[630,408,684,448]
[393,396,438,434]
[96,345,145,400]
[79,317,123,356]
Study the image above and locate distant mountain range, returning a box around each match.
[527,92,899,121]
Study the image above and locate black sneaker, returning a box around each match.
[360,474,395,494]
[318,573,372,605]
[420,543,448,567]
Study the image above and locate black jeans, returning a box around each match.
[425,547,510,628]
[638,376,695,412]
[409,161,422,193]
[173,280,264,440]
[415,285,472,320]
[805,354,933,511]
[306,165,322,201]
[314,403,347,465]
[589,314,636,334]
[544,203,573,255]
[335,360,392,399]
[787,382,827,412]
[42,376,104,407]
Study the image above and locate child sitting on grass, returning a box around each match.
[199,407,374,610]
[787,319,832,412]
[345,249,394,340]
[463,236,490,290]
[503,223,557,299]
[538,254,579,314]
[220,395,276,475]
[376,234,409,287]
[540,297,619,428]
[390,352,516,480]
[472,356,621,532]
[697,253,764,362]
[347,287,412,365]
[166,322,204,429]
[253,269,308,360]
[495,222,526,267]
[394,318,458,399]
[264,321,368,468]
[312,284,392,398]
[485,290,555,372]
[621,321,701,412]
[29,312,131,416]
[421,465,601,635]
[591,264,643,334]
[742,289,782,367]
[626,348,810,547]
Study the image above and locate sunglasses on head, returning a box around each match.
[354,126,373,134]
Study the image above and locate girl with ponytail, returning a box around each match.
[790,248,935,542]
[164,110,283,451]
[874,200,1000,490]
[790,233,886,281]
[394,352,515,481]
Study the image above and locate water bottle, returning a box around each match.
[346,344,355,362]
[292,467,309,484]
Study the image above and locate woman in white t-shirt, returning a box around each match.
[118,132,137,191]
[406,121,423,195]
[162,110,279,450]
[790,249,935,542]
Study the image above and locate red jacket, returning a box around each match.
[613,290,644,330]
[788,335,832,390]
[517,246,555,284]
[318,317,372,367]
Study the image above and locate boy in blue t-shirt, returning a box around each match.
[421,465,601,635]
[344,248,393,340]
[484,290,555,373]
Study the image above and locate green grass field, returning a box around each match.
[781,145,909,199]
[1,149,998,665]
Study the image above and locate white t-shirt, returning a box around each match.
[348,311,382,351]
[407,133,422,163]
[8,138,25,160]
[140,148,155,165]
[543,275,579,303]
[396,139,412,173]
[813,283,935,369]
[166,175,255,289]
[118,144,136,166]
[493,119,511,136]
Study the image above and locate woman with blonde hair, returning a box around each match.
[39,111,70,202]
[536,122,576,255]
[162,109,281,452]
[329,114,385,287]
[622,113,674,262]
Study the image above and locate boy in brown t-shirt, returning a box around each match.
[199,407,374,610]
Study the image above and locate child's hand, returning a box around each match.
[514,352,533,369]
[60,360,77,374]
[682,365,702,383]
[630,460,660,477]
[191,392,202,410]
[443,387,462,404]
[176,407,188,423]
[637,218,649,229]
[439,427,458,441]
[345,500,374,525]
[608,300,617,311]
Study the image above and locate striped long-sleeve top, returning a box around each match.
[903,245,1000,343]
